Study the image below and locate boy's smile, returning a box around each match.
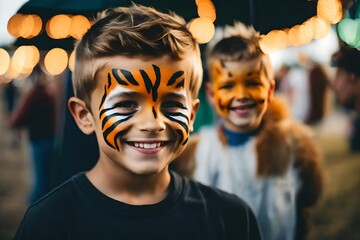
[208,58,274,133]
[89,55,198,175]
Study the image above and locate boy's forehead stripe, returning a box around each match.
[175,79,185,88]
[107,73,112,88]
[167,71,184,86]
[112,69,129,86]
[120,69,140,86]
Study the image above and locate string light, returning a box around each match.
[188,0,216,44]
[260,0,342,53]
[337,2,360,48]
[44,48,68,75]
[1,1,347,79]
[0,49,10,75]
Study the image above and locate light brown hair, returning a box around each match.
[206,22,273,82]
[73,4,203,109]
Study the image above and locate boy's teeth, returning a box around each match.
[133,142,161,149]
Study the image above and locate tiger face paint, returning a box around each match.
[208,58,274,132]
[98,63,192,151]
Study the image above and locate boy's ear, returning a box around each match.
[189,99,200,133]
[268,80,275,102]
[205,82,215,106]
[68,97,95,135]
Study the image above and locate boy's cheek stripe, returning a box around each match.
[99,85,107,110]
[114,130,127,151]
[103,116,133,149]
[162,112,189,140]
[165,111,190,123]
[101,112,133,129]
[176,129,184,146]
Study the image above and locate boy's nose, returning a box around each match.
[235,85,247,98]
[138,107,166,133]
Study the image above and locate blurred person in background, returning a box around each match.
[331,46,360,152]
[2,80,21,147]
[10,65,57,203]
[275,56,330,126]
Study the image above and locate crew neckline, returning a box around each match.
[74,171,184,217]
[221,123,261,146]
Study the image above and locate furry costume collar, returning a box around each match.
[219,96,316,177]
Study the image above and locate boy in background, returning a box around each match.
[13,5,261,240]
[173,22,323,240]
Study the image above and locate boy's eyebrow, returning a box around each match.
[247,71,261,77]
[163,92,186,101]
[107,91,142,101]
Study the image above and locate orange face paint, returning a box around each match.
[210,59,271,117]
[98,64,190,151]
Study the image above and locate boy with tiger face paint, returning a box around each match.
[208,55,274,133]
[90,56,198,177]
[14,5,261,240]
[173,22,323,240]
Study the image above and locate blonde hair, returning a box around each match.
[73,4,202,108]
[206,22,273,81]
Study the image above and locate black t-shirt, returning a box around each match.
[14,171,261,240]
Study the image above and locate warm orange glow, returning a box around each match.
[197,0,216,22]
[298,22,313,45]
[0,49,10,75]
[30,15,42,38]
[12,46,39,73]
[288,25,302,46]
[18,15,34,38]
[70,15,91,40]
[68,50,75,72]
[47,14,71,39]
[259,36,272,54]
[44,48,68,75]
[7,14,25,37]
[261,30,288,52]
[309,16,331,39]
[188,17,215,44]
[317,0,343,24]
[5,60,21,80]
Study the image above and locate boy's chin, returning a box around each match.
[127,165,168,177]
[224,119,261,133]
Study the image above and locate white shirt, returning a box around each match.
[194,126,301,240]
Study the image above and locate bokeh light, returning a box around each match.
[47,14,71,39]
[0,48,10,75]
[44,48,68,75]
[188,17,215,44]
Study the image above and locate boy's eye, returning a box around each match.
[246,81,262,87]
[161,101,186,110]
[113,101,138,112]
[219,83,234,90]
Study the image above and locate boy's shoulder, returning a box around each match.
[25,172,86,218]
[179,172,253,213]
[179,173,261,238]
